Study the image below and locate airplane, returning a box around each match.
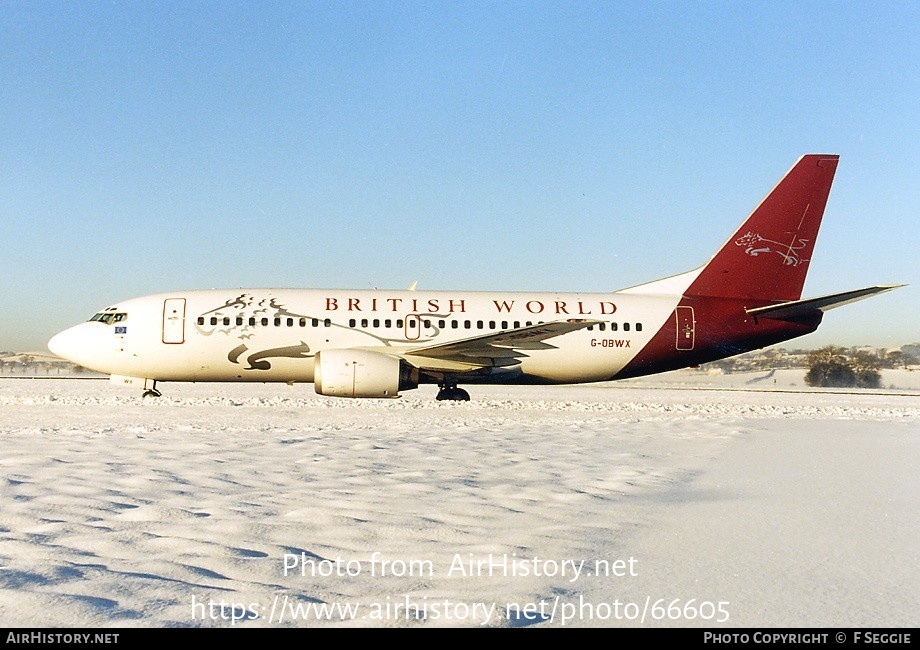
[48,154,901,401]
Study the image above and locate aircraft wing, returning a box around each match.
[393,319,602,372]
[745,285,904,321]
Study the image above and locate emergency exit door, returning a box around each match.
[675,306,695,350]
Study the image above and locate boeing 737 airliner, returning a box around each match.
[48,155,900,400]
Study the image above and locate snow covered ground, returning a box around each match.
[1,372,917,628]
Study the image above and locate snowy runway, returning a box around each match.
[1,376,917,627]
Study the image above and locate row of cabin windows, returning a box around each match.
[199,316,332,327]
[587,322,641,332]
[351,318,525,330]
[197,315,643,332]
[347,319,643,331]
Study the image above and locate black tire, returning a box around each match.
[436,387,470,401]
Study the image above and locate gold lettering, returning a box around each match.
[326,297,338,311]
[348,298,361,311]
[526,300,545,314]
[600,302,617,315]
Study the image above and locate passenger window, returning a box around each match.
[611,322,618,331]
[599,323,606,332]
[373,319,380,328]
[236,317,244,326]
[210,317,218,326]
[624,322,630,332]
[223,317,230,325]
[312,318,319,327]
[349,319,356,328]
[261,318,269,326]
[197,317,204,325]
[636,323,642,332]
[249,317,256,326]
[385,319,392,328]
[361,318,369,328]
[323,319,331,327]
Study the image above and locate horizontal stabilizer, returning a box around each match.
[745,285,904,320]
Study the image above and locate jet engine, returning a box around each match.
[314,349,418,398]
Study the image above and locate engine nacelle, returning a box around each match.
[314,349,418,398]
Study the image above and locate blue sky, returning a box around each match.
[2,1,917,352]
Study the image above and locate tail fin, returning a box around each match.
[685,154,839,302]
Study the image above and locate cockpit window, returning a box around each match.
[89,312,128,325]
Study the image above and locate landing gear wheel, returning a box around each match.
[436,386,470,401]
[142,382,162,398]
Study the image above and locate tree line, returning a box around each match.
[804,346,895,389]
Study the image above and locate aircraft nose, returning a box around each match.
[48,325,84,363]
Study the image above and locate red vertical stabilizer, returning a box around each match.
[685,154,839,302]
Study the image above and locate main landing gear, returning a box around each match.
[142,381,162,398]
[436,383,470,401]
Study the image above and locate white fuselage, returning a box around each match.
[49,287,683,386]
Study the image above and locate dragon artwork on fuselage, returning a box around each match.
[193,293,445,371]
